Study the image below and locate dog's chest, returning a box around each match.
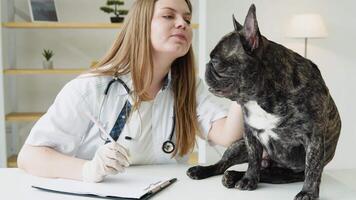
[244,101,281,145]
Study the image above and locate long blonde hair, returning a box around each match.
[87,0,198,157]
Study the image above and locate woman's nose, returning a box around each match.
[175,17,187,29]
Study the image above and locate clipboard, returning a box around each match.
[31,174,177,199]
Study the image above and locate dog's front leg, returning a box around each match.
[295,128,325,200]
[235,125,263,190]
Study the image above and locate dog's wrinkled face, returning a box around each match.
[205,32,245,99]
[205,6,262,104]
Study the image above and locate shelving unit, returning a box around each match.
[7,154,16,168]
[4,68,86,75]
[5,112,43,122]
[2,22,125,29]
[0,0,6,168]
[0,1,203,168]
[2,22,199,29]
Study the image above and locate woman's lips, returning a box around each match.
[171,34,187,42]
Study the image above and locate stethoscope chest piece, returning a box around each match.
[162,140,175,154]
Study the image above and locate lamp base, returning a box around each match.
[304,37,308,58]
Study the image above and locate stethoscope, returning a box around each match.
[98,75,176,154]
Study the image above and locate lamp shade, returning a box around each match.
[287,14,328,38]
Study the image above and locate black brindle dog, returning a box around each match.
[187,4,341,200]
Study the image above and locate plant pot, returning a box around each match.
[43,60,53,69]
[110,16,124,23]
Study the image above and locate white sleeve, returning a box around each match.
[196,78,230,141]
[25,79,92,156]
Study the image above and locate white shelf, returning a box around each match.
[2,22,199,29]
[3,68,86,75]
[5,112,44,122]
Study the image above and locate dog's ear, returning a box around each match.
[242,4,261,51]
[232,14,243,31]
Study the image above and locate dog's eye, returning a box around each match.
[222,59,236,66]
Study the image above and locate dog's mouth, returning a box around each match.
[208,81,235,98]
[208,88,226,97]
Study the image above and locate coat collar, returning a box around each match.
[116,71,172,96]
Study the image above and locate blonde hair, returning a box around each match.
[87,0,198,157]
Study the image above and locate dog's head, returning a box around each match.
[205,4,265,104]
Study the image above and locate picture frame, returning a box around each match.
[28,0,59,22]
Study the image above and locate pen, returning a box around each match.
[84,111,115,143]
[84,111,131,164]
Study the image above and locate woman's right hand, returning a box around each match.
[82,142,130,182]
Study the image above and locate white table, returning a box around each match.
[0,165,355,200]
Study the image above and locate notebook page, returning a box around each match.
[31,173,173,199]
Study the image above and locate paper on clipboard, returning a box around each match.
[31,173,176,199]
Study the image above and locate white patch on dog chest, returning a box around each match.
[244,101,280,145]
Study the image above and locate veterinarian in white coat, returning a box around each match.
[17,0,244,183]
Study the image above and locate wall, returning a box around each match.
[203,0,356,170]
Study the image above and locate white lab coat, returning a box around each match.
[25,73,229,164]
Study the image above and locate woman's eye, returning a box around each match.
[163,15,174,19]
[184,19,191,24]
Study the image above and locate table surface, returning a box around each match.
[0,165,355,200]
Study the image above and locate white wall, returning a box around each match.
[203,0,356,170]
[3,0,355,169]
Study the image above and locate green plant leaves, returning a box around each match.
[42,49,54,61]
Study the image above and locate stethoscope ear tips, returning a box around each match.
[125,136,133,140]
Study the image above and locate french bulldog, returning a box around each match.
[187,4,341,200]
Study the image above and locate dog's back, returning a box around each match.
[258,40,341,167]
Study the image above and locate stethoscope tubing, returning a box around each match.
[100,76,176,154]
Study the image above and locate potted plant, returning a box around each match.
[42,49,54,69]
[100,0,129,23]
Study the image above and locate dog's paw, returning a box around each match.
[186,165,209,180]
[294,191,318,200]
[222,170,244,188]
[235,177,258,190]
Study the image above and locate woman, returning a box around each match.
[17,0,244,183]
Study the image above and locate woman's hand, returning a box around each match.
[82,142,130,182]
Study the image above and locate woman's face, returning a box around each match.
[150,0,192,59]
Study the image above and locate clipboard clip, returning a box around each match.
[145,178,177,195]
[143,181,162,191]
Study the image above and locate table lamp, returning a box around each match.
[287,14,328,58]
